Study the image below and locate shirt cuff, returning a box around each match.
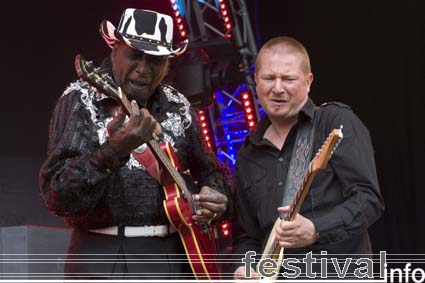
[310,213,348,245]
[90,143,129,173]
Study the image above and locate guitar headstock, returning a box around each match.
[311,126,343,172]
[74,54,118,99]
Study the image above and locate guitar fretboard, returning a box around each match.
[269,161,315,255]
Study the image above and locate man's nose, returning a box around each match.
[135,56,149,75]
[272,79,284,93]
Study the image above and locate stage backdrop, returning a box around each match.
[0,0,424,253]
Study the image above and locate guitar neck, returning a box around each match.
[285,163,317,221]
[265,129,342,255]
[147,139,191,198]
[267,161,318,255]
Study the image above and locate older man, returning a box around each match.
[40,8,229,280]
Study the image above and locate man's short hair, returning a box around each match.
[255,36,311,74]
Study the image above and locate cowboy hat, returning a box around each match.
[100,8,188,56]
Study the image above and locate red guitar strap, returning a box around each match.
[106,104,164,185]
[132,147,163,185]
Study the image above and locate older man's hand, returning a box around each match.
[192,186,228,224]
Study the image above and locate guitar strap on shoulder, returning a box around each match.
[279,110,317,218]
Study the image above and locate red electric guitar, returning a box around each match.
[75,55,221,280]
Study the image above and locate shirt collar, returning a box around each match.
[301,97,316,120]
[248,97,316,145]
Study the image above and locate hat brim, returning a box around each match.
[100,20,187,56]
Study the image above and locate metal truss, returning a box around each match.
[177,0,260,169]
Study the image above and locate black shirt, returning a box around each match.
[232,98,384,265]
[39,79,229,229]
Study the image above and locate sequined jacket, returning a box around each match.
[39,79,228,229]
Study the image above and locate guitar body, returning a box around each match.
[259,219,284,281]
[160,142,221,280]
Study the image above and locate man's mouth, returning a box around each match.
[129,79,148,88]
[270,98,288,105]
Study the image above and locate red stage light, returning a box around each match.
[197,110,215,153]
[241,91,257,129]
[169,0,187,40]
[217,0,232,36]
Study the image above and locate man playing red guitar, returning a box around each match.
[39,8,230,280]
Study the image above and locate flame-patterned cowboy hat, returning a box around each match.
[100,8,188,56]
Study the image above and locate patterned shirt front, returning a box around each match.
[39,78,227,229]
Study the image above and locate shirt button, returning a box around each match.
[278,181,283,186]
[278,157,284,162]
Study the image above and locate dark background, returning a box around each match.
[0,0,424,253]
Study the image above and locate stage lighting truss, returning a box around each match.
[175,0,233,40]
[169,0,188,38]
[204,85,265,169]
[169,0,261,171]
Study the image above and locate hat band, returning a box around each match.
[123,33,173,48]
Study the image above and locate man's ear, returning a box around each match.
[306,72,314,93]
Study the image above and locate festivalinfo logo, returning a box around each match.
[242,251,425,282]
